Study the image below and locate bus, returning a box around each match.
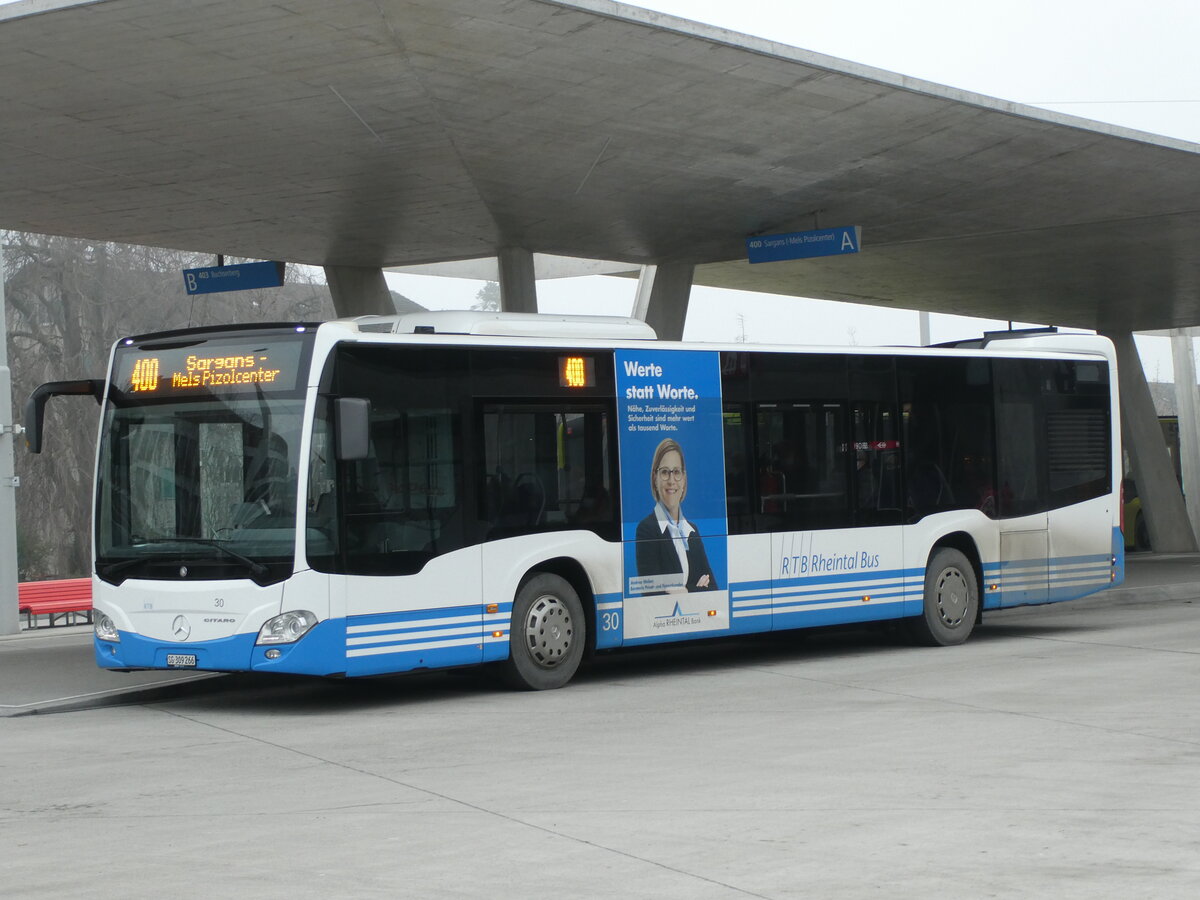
[26,312,1123,690]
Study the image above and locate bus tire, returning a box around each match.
[502,573,585,690]
[910,547,978,647]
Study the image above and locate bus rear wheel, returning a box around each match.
[502,573,585,690]
[910,547,978,646]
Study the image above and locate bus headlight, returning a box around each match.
[94,614,120,643]
[256,610,317,645]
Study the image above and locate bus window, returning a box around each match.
[754,401,851,532]
[311,346,467,576]
[480,403,614,540]
[722,404,753,534]
[849,356,902,526]
[1046,360,1111,507]
[993,358,1047,517]
[899,356,995,521]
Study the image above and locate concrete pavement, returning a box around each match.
[4,552,1199,717]
[1,553,1199,898]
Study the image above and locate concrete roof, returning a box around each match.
[2,0,1199,332]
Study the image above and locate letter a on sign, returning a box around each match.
[841,231,857,251]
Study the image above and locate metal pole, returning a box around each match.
[1,248,22,634]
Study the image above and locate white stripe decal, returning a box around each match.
[348,624,485,646]
[347,636,485,658]
[348,613,480,634]
[734,595,911,618]
[772,580,908,600]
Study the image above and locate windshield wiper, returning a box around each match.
[100,537,269,578]
[97,556,154,579]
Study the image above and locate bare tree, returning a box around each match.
[3,233,335,578]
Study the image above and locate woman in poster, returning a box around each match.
[636,438,718,592]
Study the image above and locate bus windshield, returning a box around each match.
[95,330,313,585]
[96,395,306,584]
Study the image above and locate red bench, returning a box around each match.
[17,578,93,629]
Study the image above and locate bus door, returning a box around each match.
[309,350,484,676]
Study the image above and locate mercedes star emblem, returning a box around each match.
[179,565,188,578]
[172,615,191,640]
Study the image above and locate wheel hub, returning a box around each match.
[936,567,969,626]
[523,594,574,668]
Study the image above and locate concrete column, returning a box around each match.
[1104,330,1197,552]
[1170,330,1200,539]
[1,260,21,634]
[323,266,396,317]
[636,262,694,341]
[631,265,657,321]
[497,247,537,313]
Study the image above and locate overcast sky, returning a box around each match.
[386,0,1200,379]
[634,0,1200,144]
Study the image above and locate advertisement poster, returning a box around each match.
[615,349,729,640]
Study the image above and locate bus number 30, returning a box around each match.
[601,611,620,632]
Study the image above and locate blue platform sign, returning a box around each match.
[746,226,862,264]
[183,261,285,295]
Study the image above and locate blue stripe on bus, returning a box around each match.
[95,529,1123,675]
[984,547,1116,607]
[95,618,349,677]
[984,552,1112,573]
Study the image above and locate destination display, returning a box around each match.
[112,335,310,398]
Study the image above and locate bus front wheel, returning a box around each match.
[910,547,978,647]
[502,572,585,690]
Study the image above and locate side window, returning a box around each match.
[899,356,996,521]
[755,401,851,532]
[745,352,852,533]
[851,402,903,524]
[1045,360,1111,507]
[720,352,754,535]
[480,404,615,540]
[722,404,754,535]
[333,404,463,574]
[849,356,902,526]
[306,399,339,564]
[994,359,1047,518]
[309,347,467,576]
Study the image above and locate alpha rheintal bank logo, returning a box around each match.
[653,601,703,629]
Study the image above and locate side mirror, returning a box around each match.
[24,379,106,454]
[335,397,370,461]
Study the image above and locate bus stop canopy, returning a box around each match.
[0,0,1199,332]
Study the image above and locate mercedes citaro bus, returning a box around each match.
[27,312,1122,689]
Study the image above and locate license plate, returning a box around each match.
[166,654,197,668]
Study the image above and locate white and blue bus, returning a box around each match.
[27,312,1123,689]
